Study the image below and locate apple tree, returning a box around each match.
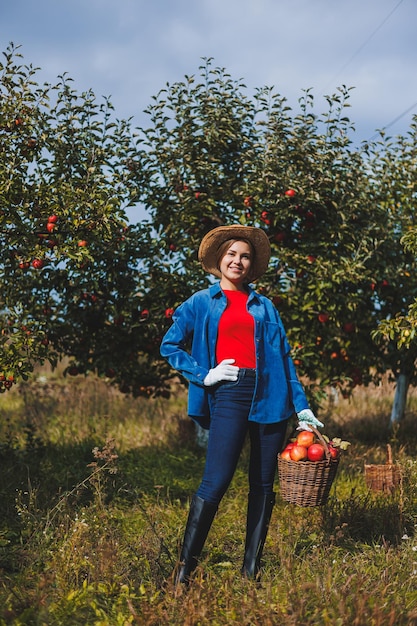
[132,59,414,414]
[367,121,417,422]
[3,44,417,420]
[0,43,173,396]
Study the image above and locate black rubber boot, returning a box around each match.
[175,494,218,585]
[241,492,276,579]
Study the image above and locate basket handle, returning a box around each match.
[386,444,393,464]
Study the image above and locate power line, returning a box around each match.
[322,0,405,93]
[320,0,414,140]
[367,99,417,142]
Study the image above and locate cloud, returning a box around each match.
[1,0,416,141]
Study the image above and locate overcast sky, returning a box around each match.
[1,0,416,145]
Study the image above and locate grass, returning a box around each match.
[1,366,417,625]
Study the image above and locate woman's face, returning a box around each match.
[219,240,253,288]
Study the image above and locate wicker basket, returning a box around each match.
[278,427,340,507]
[364,444,401,494]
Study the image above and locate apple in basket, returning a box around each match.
[328,443,340,459]
[296,430,315,448]
[280,431,350,462]
[280,448,292,461]
[289,444,308,462]
[307,443,325,462]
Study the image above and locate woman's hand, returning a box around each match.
[203,359,239,386]
[296,408,324,431]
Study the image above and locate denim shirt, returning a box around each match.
[160,282,309,429]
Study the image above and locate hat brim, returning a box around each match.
[198,225,271,282]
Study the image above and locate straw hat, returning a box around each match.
[198,225,271,282]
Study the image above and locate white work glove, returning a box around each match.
[297,408,324,431]
[203,359,239,386]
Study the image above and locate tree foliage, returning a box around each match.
[135,59,416,407]
[2,46,417,415]
[0,43,171,396]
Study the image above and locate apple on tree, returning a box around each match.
[284,189,296,197]
[260,211,272,225]
[318,312,330,323]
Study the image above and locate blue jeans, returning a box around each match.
[196,369,288,505]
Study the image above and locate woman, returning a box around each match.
[160,225,323,583]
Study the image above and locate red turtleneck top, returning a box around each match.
[215,290,256,368]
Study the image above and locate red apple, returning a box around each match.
[46,222,55,233]
[260,211,271,225]
[164,308,174,319]
[32,258,44,269]
[307,443,325,462]
[280,449,292,461]
[318,313,329,323]
[290,444,308,462]
[296,431,315,447]
[307,255,316,264]
[328,444,339,459]
[48,215,58,223]
[78,240,88,247]
[244,196,253,207]
[284,189,296,197]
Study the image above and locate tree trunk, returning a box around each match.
[390,372,410,425]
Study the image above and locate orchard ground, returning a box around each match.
[1,366,417,624]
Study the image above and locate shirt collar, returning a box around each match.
[208,282,259,302]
